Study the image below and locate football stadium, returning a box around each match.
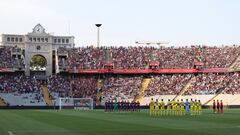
[1,0,240,135]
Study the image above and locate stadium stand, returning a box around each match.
[62,45,240,69]
[0,46,24,69]
[133,77,151,102]
[101,75,142,101]
[1,45,240,107]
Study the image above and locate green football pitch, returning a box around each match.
[0,109,240,135]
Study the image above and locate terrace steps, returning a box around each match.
[173,76,195,101]
[203,87,227,105]
[96,79,104,104]
[0,98,6,106]
[203,93,222,106]
[42,86,53,106]
[229,54,240,71]
[133,78,151,102]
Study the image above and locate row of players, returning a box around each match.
[149,98,202,116]
[213,100,224,113]
[105,100,141,112]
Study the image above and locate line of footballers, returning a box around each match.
[213,100,224,114]
[149,98,202,116]
[105,100,140,112]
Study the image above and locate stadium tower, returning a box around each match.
[0,24,75,79]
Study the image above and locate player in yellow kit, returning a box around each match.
[154,99,160,116]
[160,99,165,116]
[193,99,198,116]
[149,98,155,116]
[180,99,185,116]
[176,100,181,116]
[171,99,176,116]
[198,100,202,115]
[166,99,171,116]
[190,99,194,115]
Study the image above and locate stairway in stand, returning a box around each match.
[203,94,220,106]
[173,76,195,101]
[42,85,53,106]
[0,98,6,106]
[133,77,151,102]
[203,71,237,105]
[229,54,240,71]
[96,78,104,105]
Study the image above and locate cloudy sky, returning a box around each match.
[0,0,240,47]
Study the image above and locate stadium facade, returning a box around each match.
[0,24,74,77]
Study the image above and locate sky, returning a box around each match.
[0,0,240,47]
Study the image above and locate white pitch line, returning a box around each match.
[8,131,14,135]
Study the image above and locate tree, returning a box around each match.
[30,55,46,70]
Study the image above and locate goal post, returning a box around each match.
[59,97,94,110]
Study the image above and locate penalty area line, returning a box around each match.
[8,131,14,135]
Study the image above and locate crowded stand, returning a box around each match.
[47,75,98,100]
[66,46,104,69]
[71,76,98,99]
[221,73,240,94]
[111,47,151,69]
[0,73,44,106]
[186,73,229,95]
[60,45,240,70]
[1,45,240,107]
[0,46,24,69]
[155,47,195,69]
[47,75,72,98]
[145,74,192,96]
[0,74,42,93]
[186,73,240,95]
[1,45,240,70]
[102,75,142,101]
[200,46,240,68]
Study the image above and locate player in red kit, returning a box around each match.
[213,100,216,113]
[220,100,223,113]
[217,100,220,113]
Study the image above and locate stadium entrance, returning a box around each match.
[30,54,47,79]
[24,24,53,77]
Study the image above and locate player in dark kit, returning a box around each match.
[122,101,126,111]
[105,101,107,112]
[217,100,220,113]
[117,101,121,112]
[105,99,140,113]
[110,100,114,112]
[133,101,136,112]
[127,101,130,111]
[137,101,140,112]
[120,101,124,112]
[105,101,108,112]
[220,100,223,113]
[130,101,134,112]
[213,100,216,113]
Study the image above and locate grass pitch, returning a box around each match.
[0,109,240,135]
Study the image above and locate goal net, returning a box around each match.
[59,98,93,110]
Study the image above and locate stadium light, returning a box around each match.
[95,24,102,47]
